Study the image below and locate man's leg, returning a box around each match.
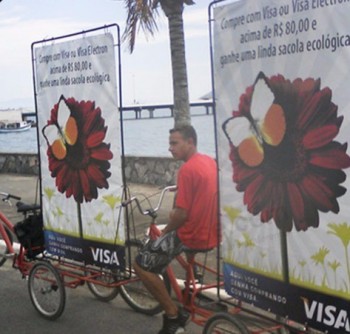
[133,261,178,317]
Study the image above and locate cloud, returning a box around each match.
[0,17,101,102]
[0,0,212,106]
[184,7,208,25]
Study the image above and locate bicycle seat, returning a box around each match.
[16,202,41,213]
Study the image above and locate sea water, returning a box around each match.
[0,127,39,153]
[0,114,216,158]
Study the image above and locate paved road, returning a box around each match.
[0,260,203,334]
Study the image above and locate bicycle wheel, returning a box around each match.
[119,239,171,315]
[203,312,249,334]
[86,269,119,302]
[0,224,13,267]
[28,261,65,320]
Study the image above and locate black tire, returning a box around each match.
[0,225,13,267]
[28,261,66,320]
[119,239,171,315]
[203,312,249,334]
[86,269,119,302]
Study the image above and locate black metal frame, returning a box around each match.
[30,24,134,273]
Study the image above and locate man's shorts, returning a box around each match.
[135,231,184,274]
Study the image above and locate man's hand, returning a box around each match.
[162,207,187,235]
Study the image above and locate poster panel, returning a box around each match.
[213,0,350,332]
[33,31,125,268]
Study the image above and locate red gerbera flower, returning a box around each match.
[223,72,350,232]
[43,95,113,203]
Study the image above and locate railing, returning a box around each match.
[23,100,214,120]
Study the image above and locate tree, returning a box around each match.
[123,0,194,127]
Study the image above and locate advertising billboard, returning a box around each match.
[33,29,125,268]
[212,0,350,332]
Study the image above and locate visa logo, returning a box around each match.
[91,247,120,266]
[302,297,350,332]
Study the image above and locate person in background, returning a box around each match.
[133,125,218,334]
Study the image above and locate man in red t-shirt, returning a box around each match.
[134,125,218,334]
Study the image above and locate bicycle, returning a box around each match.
[1,186,171,321]
[0,191,65,320]
[119,186,245,332]
[87,185,177,314]
[0,191,21,267]
[118,185,298,334]
[0,187,296,330]
[0,192,43,271]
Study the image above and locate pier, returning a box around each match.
[121,100,213,119]
[22,100,214,120]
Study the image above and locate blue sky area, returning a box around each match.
[0,0,215,109]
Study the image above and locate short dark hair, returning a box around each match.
[169,125,197,146]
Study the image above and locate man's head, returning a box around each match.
[169,125,197,161]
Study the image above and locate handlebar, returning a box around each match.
[122,185,177,217]
[0,191,21,205]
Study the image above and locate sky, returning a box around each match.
[0,0,214,110]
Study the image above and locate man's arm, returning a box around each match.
[161,207,187,235]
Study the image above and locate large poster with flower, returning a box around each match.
[212,0,350,332]
[33,29,125,268]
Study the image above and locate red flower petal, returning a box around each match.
[79,169,93,202]
[274,206,293,231]
[83,109,104,134]
[270,182,290,229]
[287,182,305,223]
[298,88,332,130]
[87,164,109,189]
[55,164,70,193]
[243,174,265,214]
[302,125,339,149]
[86,131,106,148]
[260,209,271,223]
[300,175,334,211]
[309,147,350,169]
[90,145,113,160]
[72,170,83,203]
[259,180,278,222]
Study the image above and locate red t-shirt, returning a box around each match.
[175,153,218,249]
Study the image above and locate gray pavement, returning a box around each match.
[0,259,203,334]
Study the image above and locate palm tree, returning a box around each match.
[123,0,193,127]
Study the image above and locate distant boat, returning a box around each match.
[0,120,31,133]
